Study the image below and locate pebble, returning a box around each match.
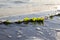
[18,30,21,33]
[32,37,36,39]
[8,35,12,38]
[36,27,41,31]
[38,31,43,34]
[17,35,22,38]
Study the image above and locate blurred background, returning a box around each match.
[0,0,60,16]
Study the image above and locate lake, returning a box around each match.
[0,10,60,40]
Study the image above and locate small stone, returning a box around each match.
[32,37,36,39]
[38,31,43,34]
[18,30,23,34]
[36,27,41,31]
[17,35,22,38]
[8,35,12,38]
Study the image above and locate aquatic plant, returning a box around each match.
[23,17,30,21]
[57,14,60,16]
[0,17,45,25]
[37,17,44,23]
[23,17,30,24]
[55,14,60,16]
[36,27,41,31]
[3,20,12,25]
[22,17,44,24]
[49,15,54,19]
[15,20,22,24]
[31,17,37,22]
[30,17,44,24]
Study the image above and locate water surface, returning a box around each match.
[0,10,60,40]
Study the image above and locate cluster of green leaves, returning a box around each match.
[1,17,44,25]
[23,17,44,24]
[1,13,60,25]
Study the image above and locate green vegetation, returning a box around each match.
[31,17,37,22]
[49,15,54,19]
[3,20,12,25]
[57,14,60,16]
[37,17,44,24]
[1,13,60,25]
[0,17,45,25]
[15,20,22,24]
[49,14,60,19]
[23,17,30,22]
[23,17,30,24]
[29,17,44,24]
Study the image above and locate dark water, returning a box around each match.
[0,11,60,40]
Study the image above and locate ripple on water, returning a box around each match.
[0,12,59,40]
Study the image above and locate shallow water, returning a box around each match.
[0,11,60,40]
